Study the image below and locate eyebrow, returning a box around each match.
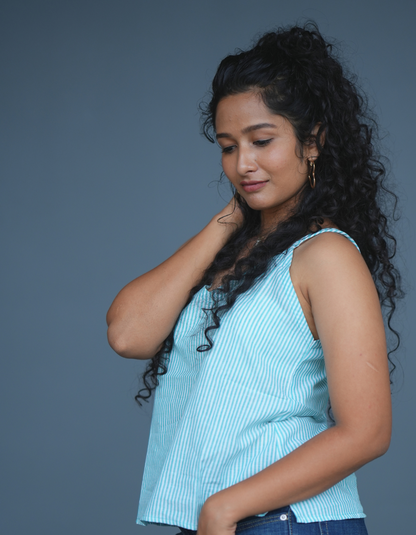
[216,122,277,139]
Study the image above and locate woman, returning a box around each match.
[107,23,400,535]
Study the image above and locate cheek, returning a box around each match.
[263,147,290,168]
[267,150,294,171]
[273,154,307,179]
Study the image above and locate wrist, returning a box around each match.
[204,488,246,525]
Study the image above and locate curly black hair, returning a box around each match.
[136,22,402,405]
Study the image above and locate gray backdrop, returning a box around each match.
[1,1,415,534]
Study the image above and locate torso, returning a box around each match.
[211,222,338,341]
[137,227,365,528]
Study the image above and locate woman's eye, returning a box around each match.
[221,145,235,154]
[254,139,272,147]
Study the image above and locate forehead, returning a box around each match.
[215,91,291,134]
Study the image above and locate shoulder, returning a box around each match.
[293,231,364,271]
[291,231,374,301]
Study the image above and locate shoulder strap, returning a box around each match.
[289,228,360,253]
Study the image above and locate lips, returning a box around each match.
[240,180,268,193]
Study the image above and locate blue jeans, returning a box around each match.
[177,506,368,534]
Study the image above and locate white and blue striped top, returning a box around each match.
[137,228,365,529]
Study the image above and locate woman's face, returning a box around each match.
[215,91,317,230]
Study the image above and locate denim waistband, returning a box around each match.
[177,505,368,534]
[178,506,291,535]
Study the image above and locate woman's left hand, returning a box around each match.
[197,494,238,535]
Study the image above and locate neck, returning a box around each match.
[260,208,289,234]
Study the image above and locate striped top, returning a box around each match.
[137,228,365,529]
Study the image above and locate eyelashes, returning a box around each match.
[254,138,272,147]
[221,139,273,154]
[221,145,236,154]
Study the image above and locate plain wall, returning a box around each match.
[1,1,415,534]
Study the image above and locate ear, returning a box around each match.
[305,123,325,160]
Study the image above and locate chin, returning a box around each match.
[244,199,273,211]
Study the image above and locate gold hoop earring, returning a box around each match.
[308,159,316,189]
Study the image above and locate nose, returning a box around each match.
[236,147,257,175]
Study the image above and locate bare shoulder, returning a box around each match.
[291,231,377,312]
[292,231,368,279]
[296,231,361,258]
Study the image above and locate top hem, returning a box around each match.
[137,511,366,530]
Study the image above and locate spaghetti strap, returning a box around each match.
[290,228,360,253]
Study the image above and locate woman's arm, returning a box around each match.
[106,200,242,359]
[197,232,391,535]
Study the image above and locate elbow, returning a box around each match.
[370,430,391,459]
[370,411,392,459]
[107,324,155,360]
[107,327,131,358]
[337,418,391,465]
[359,423,392,462]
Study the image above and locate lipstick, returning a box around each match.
[240,181,268,193]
